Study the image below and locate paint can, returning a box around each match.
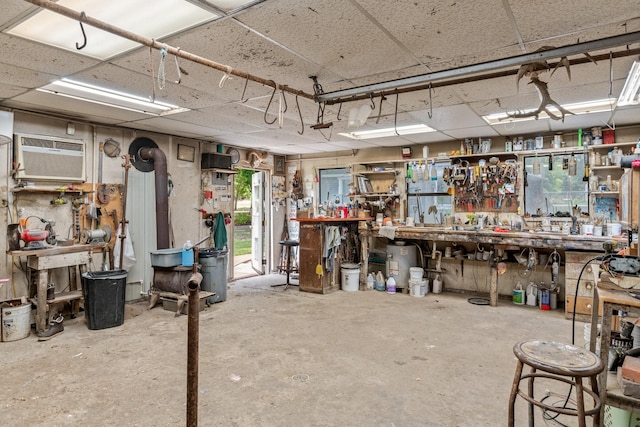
[409,267,423,281]
[606,223,622,237]
[1,301,32,342]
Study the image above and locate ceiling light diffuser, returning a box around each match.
[37,78,189,116]
[340,124,436,140]
[618,60,640,107]
[8,0,218,60]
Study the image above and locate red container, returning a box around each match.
[603,128,615,144]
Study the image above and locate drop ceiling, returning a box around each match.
[1,0,640,155]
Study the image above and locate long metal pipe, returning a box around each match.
[21,0,314,100]
[317,32,640,103]
[186,272,203,427]
[138,147,170,249]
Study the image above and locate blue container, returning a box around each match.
[181,248,194,267]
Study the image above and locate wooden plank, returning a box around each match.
[565,251,603,264]
[565,295,602,316]
[564,278,596,298]
[565,260,600,280]
[27,251,91,270]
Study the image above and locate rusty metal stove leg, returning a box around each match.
[186,272,202,427]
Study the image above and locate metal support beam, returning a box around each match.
[317,32,640,104]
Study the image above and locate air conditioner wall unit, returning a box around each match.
[14,133,86,182]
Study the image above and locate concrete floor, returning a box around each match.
[1,274,597,426]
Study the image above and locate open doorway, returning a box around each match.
[232,168,269,279]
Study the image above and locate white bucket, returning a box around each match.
[606,223,622,237]
[1,302,32,342]
[409,279,427,297]
[409,267,423,281]
[341,263,360,292]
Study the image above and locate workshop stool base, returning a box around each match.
[508,339,604,427]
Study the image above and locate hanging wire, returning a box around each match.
[394,93,400,136]
[376,95,385,124]
[278,91,284,128]
[264,81,278,125]
[148,43,156,102]
[174,48,182,84]
[75,12,87,50]
[296,96,304,135]
[427,83,433,119]
[158,47,167,90]
[240,76,250,103]
[336,103,342,121]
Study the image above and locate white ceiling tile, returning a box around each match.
[443,126,501,139]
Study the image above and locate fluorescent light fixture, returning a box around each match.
[618,60,640,106]
[340,124,436,140]
[482,98,615,125]
[8,0,218,60]
[37,78,189,116]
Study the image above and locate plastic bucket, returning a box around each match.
[409,267,423,281]
[512,283,524,305]
[1,301,32,342]
[409,279,427,297]
[606,223,622,237]
[341,263,360,292]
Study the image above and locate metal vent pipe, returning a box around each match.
[139,147,170,249]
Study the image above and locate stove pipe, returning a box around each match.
[139,147,170,249]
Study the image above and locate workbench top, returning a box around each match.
[294,217,371,223]
[362,225,626,252]
[9,243,109,257]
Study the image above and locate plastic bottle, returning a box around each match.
[182,240,194,267]
[375,271,385,291]
[432,274,443,294]
[577,128,583,147]
[366,273,375,290]
[386,276,396,294]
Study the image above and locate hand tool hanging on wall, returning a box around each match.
[118,155,131,269]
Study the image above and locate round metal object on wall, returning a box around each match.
[227,147,240,164]
[128,137,158,172]
[103,138,121,158]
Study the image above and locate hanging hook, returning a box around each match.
[75,12,87,50]
[427,83,433,119]
[369,93,375,110]
[376,95,386,124]
[240,76,250,103]
[336,103,342,121]
[296,96,304,135]
[263,81,278,125]
[280,90,288,114]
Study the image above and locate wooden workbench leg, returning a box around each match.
[36,270,49,333]
[490,264,498,307]
[360,236,369,290]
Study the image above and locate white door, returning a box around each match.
[251,171,265,274]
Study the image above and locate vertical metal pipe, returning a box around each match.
[186,272,202,427]
[139,147,170,249]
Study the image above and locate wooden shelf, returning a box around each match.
[349,193,399,198]
[202,168,238,174]
[591,191,619,197]
[31,290,82,306]
[12,187,90,194]
[589,141,638,150]
[354,169,399,176]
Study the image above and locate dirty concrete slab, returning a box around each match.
[1,274,592,426]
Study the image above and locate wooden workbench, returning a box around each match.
[360,224,626,306]
[10,243,109,332]
[590,286,640,419]
[294,217,369,294]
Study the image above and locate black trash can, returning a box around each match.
[198,249,228,303]
[82,270,127,330]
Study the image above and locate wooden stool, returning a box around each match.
[508,339,603,427]
[272,240,299,290]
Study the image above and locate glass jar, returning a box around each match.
[513,137,523,151]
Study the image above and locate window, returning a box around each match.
[523,153,589,216]
[319,168,352,206]
[406,161,452,224]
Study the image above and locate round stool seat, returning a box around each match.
[279,240,299,247]
[514,339,603,377]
